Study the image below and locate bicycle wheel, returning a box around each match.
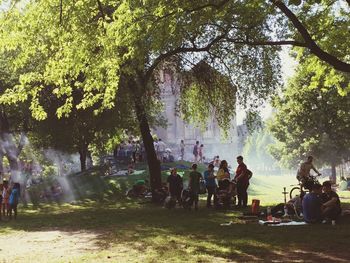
[289,187,301,200]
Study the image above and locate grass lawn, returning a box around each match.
[1,162,350,262]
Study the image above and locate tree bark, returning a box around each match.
[78,143,88,171]
[331,161,337,184]
[133,93,162,195]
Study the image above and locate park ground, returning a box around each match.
[1,162,350,263]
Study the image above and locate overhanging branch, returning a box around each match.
[145,33,227,82]
[271,0,350,73]
[226,38,307,47]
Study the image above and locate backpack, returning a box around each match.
[199,179,207,194]
[247,169,253,180]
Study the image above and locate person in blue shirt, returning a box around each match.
[9,183,20,220]
[302,183,322,223]
[204,163,217,208]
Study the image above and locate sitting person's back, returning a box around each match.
[302,183,323,223]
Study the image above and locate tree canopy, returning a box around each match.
[0,0,348,189]
[269,60,350,180]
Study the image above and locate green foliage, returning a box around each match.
[286,0,350,92]
[0,0,282,134]
[180,61,237,132]
[269,61,350,168]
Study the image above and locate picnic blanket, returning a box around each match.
[161,164,190,171]
[259,220,307,226]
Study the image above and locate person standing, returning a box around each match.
[204,163,216,208]
[157,139,166,162]
[234,156,250,208]
[180,140,185,161]
[2,180,10,218]
[198,144,204,163]
[189,163,202,210]
[153,138,159,160]
[192,141,199,162]
[167,168,183,205]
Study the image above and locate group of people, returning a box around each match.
[0,180,20,220]
[167,156,252,209]
[114,140,143,163]
[179,140,205,162]
[302,181,341,223]
[281,155,342,224]
[115,138,173,164]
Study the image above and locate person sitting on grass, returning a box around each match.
[270,193,304,217]
[321,181,341,223]
[132,179,149,196]
[188,163,202,210]
[9,183,20,220]
[167,168,183,206]
[128,162,135,175]
[302,183,323,223]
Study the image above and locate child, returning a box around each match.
[9,183,20,220]
[2,180,9,218]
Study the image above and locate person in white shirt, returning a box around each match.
[157,139,166,162]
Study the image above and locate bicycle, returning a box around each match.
[289,174,320,200]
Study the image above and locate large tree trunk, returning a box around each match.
[134,97,162,195]
[78,143,88,171]
[331,161,337,184]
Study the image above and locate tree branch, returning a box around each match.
[271,0,350,73]
[226,38,307,47]
[59,0,63,25]
[144,33,227,82]
[96,0,105,20]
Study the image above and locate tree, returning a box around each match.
[269,0,350,73]
[0,1,282,195]
[28,85,139,171]
[269,61,350,181]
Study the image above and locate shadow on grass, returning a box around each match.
[2,201,350,262]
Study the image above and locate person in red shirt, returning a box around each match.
[234,156,250,208]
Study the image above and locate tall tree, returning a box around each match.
[269,61,350,181]
[0,1,282,194]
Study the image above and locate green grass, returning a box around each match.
[1,162,350,262]
[1,201,350,262]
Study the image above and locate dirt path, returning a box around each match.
[0,230,102,262]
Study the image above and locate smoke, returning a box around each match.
[43,149,81,177]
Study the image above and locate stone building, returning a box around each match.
[153,64,239,161]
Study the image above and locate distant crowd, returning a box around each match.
[114,138,211,164]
